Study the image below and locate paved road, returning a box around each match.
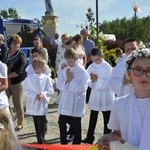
[10,92,104,149]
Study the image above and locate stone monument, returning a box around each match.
[43,0,58,39]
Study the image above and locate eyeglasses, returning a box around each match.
[130,68,150,77]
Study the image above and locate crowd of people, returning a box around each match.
[0,29,149,150]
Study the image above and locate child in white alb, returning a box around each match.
[82,48,115,144]
[23,58,54,144]
[56,49,90,144]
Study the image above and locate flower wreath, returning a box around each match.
[126,48,150,68]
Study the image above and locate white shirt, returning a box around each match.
[0,61,9,108]
[23,73,54,115]
[108,94,150,150]
[115,53,126,65]
[41,48,49,64]
[57,58,85,76]
[56,63,90,117]
[109,60,133,97]
[87,60,115,111]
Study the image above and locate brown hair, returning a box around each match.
[31,47,44,55]
[115,48,123,56]
[7,34,22,48]
[72,34,82,42]
[91,47,104,57]
[125,37,139,45]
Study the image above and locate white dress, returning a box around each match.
[108,93,150,150]
[0,61,9,108]
[109,60,133,97]
[76,45,86,66]
[23,73,54,116]
[55,45,66,69]
[56,63,90,117]
[87,60,115,111]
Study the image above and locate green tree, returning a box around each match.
[0,9,8,18]
[84,7,150,42]
[99,15,150,42]
[85,7,105,49]
[84,8,117,66]
[84,7,150,66]
[0,7,19,18]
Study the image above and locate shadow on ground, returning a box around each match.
[18,132,36,140]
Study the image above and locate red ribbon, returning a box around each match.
[21,144,98,150]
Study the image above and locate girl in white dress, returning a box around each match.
[72,34,87,66]
[55,34,70,70]
[98,48,150,150]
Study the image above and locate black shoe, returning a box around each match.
[81,136,95,144]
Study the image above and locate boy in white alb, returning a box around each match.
[23,58,54,144]
[115,48,126,65]
[109,38,139,97]
[25,47,53,134]
[26,47,51,77]
[56,49,90,144]
[82,48,115,144]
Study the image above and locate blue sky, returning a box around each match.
[1,0,150,36]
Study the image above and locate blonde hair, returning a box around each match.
[32,58,47,70]
[64,48,78,59]
[0,110,14,150]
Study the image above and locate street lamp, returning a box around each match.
[96,0,99,38]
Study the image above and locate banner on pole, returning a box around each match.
[132,1,142,13]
